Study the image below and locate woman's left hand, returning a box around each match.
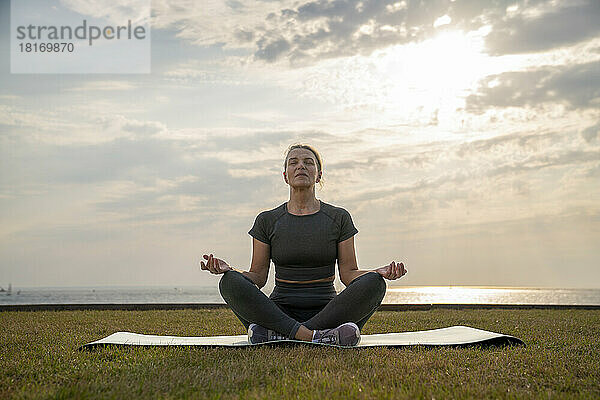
[375,261,407,280]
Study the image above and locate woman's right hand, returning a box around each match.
[200,253,232,274]
[375,260,407,280]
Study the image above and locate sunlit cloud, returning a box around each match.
[433,14,451,28]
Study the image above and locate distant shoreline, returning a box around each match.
[2,303,600,312]
[4,286,600,308]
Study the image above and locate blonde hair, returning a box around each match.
[283,143,324,189]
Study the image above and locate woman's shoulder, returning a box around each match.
[320,201,353,218]
[255,203,286,220]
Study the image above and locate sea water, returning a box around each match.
[1,286,599,305]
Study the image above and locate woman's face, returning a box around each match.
[284,148,320,188]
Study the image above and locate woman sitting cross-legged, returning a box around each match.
[200,143,407,346]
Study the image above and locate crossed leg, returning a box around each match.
[302,272,386,331]
[219,270,387,339]
[219,271,302,338]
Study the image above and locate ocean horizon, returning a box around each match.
[1,285,599,306]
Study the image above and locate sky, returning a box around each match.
[0,0,599,290]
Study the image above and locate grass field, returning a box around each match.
[1,308,599,399]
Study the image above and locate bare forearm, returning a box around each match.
[241,270,266,288]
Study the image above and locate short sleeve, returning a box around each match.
[338,209,358,243]
[248,212,270,245]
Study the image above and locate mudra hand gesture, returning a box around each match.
[200,253,233,274]
[375,261,407,280]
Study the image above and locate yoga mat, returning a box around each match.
[80,325,524,350]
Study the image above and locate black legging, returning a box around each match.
[219,270,386,338]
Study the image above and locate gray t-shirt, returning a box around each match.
[248,200,358,281]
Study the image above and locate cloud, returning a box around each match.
[228,110,287,122]
[581,121,600,143]
[59,0,151,25]
[64,81,138,92]
[97,115,167,137]
[1,137,181,186]
[0,104,84,138]
[331,125,600,226]
[50,0,594,71]
[247,0,600,64]
[5,111,587,235]
[162,63,254,85]
[148,0,450,64]
[150,0,298,49]
[433,14,451,28]
[466,60,600,112]
[0,100,169,144]
[251,0,427,63]
[255,37,291,62]
[0,124,350,219]
[484,0,600,56]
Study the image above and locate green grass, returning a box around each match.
[1,308,599,399]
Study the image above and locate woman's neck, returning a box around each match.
[287,189,320,214]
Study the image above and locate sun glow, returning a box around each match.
[296,29,496,136]
[294,27,519,135]
[375,30,488,109]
